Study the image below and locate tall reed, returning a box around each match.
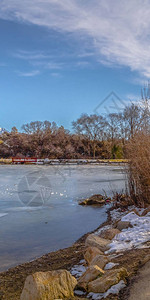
[127,133,150,206]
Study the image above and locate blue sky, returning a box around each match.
[0,0,149,131]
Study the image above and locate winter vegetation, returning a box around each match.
[125,89,150,206]
[0,96,149,160]
[0,88,150,209]
[127,133,150,206]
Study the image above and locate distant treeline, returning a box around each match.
[0,100,149,159]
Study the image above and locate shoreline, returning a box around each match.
[0,158,128,165]
[0,206,111,300]
[1,205,150,299]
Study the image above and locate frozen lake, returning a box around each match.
[0,164,126,271]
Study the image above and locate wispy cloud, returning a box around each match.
[17,70,40,77]
[14,50,64,71]
[14,50,51,60]
[1,1,150,77]
[77,51,95,58]
[132,77,149,87]
[46,62,63,70]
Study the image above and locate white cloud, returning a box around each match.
[14,50,64,70]
[131,77,148,86]
[17,70,40,77]
[46,62,63,70]
[14,50,51,60]
[1,0,150,77]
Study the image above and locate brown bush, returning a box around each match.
[127,133,150,206]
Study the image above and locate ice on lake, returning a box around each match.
[0,164,126,271]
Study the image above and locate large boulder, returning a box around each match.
[88,267,128,293]
[79,194,105,206]
[100,228,120,240]
[77,265,104,291]
[84,247,103,264]
[20,269,77,300]
[85,234,110,252]
[90,254,108,269]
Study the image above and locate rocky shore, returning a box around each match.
[1,201,150,300]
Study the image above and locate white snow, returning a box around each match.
[135,208,145,215]
[79,259,86,264]
[110,206,145,222]
[104,262,119,270]
[104,280,126,298]
[70,260,87,279]
[95,225,112,235]
[107,211,150,253]
[74,290,86,296]
[87,280,126,299]
[110,206,136,222]
[74,208,150,299]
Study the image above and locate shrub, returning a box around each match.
[127,133,150,206]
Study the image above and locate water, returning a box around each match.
[0,164,126,271]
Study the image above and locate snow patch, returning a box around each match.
[87,280,126,299]
[95,225,112,235]
[74,290,86,296]
[107,211,150,253]
[104,262,119,270]
[70,260,87,279]
[79,259,86,264]
[110,206,135,222]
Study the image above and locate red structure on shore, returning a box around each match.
[12,157,37,164]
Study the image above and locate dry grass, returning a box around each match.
[127,133,150,206]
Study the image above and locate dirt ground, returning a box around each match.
[126,260,150,300]
[0,240,86,300]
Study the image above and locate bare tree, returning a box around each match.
[72,114,107,158]
[141,84,150,134]
[123,103,141,138]
[107,113,121,142]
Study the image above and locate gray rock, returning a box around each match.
[117,221,133,231]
